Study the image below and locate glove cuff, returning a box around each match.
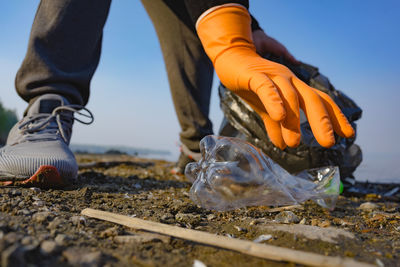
[196,5,256,65]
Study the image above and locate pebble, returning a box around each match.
[10,189,22,196]
[175,213,201,224]
[41,240,58,254]
[299,218,306,225]
[253,234,273,243]
[17,209,31,216]
[207,214,216,221]
[33,200,46,207]
[100,227,119,238]
[30,187,41,193]
[160,213,174,222]
[21,236,35,246]
[375,258,384,267]
[17,201,26,208]
[32,211,52,223]
[3,232,22,244]
[47,218,64,230]
[359,202,379,211]
[311,219,319,226]
[249,218,268,225]
[63,247,102,266]
[274,211,300,224]
[71,216,87,226]
[233,226,247,233]
[55,234,69,246]
[318,221,331,228]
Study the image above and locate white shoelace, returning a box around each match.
[18,105,94,144]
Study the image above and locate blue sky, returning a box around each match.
[1,1,399,181]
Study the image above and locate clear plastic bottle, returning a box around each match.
[185,135,340,211]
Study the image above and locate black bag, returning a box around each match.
[218,55,362,179]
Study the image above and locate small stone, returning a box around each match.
[40,240,58,254]
[160,213,174,222]
[299,218,306,225]
[233,225,247,233]
[207,214,216,221]
[32,211,52,223]
[47,218,64,230]
[4,232,22,244]
[175,213,201,225]
[18,201,26,208]
[17,209,31,216]
[30,187,41,193]
[10,189,22,196]
[71,216,87,226]
[63,248,102,266]
[33,200,46,207]
[318,221,331,228]
[375,259,384,267]
[253,234,273,243]
[311,219,319,226]
[100,227,119,238]
[21,236,35,246]
[249,218,267,225]
[359,202,379,211]
[55,234,69,246]
[275,211,300,224]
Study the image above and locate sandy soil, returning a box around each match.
[0,153,399,267]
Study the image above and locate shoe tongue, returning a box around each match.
[27,94,69,116]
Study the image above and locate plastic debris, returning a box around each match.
[358,202,379,211]
[274,211,300,224]
[185,135,341,211]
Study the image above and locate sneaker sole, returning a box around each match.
[0,165,64,188]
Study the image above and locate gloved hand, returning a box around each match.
[252,29,300,65]
[197,5,354,149]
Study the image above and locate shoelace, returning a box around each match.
[18,105,94,144]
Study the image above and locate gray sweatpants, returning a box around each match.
[16,0,214,152]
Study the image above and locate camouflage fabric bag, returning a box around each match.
[218,55,362,179]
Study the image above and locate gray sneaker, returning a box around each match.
[0,94,93,188]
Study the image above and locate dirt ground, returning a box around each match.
[0,153,399,267]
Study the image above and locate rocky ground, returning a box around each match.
[0,153,399,267]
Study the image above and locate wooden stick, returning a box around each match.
[81,208,374,267]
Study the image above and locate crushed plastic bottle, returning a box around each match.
[185,135,341,211]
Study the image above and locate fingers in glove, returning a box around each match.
[273,76,301,147]
[315,91,355,138]
[260,113,287,150]
[250,73,286,121]
[292,77,335,147]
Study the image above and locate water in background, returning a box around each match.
[70,143,176,161]
[354,152,400,184]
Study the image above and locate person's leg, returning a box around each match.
[16,0,111,106]
[0,0,111,187]
[141,0,214,159]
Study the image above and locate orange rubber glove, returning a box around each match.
[197,5,354,149]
